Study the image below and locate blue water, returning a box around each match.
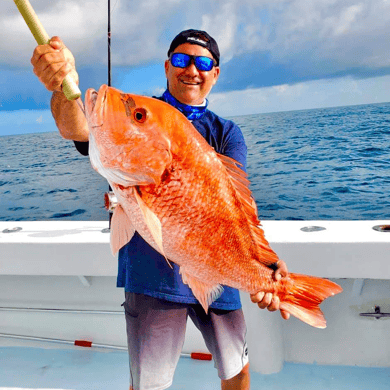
[1,102,390,221]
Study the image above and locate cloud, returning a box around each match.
[209,74,390,117]
[331,4,364,36]
[2,0,390,111]
[266,0,390,71]
[200,1,238,63]
[2,0,194,68]
[2,1,107,67]
[4,0,390,69]
[0,109,55,136]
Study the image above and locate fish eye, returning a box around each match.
[134,108,147,123]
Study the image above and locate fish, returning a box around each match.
[85,84,342,329]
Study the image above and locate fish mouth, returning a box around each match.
[85,85,109,127]
[89,89,99,110]
[85,88,97,114]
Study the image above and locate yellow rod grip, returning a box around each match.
[14,0,82,101]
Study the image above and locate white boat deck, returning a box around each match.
[1,341,390,390]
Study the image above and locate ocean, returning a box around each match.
[1,102,390,221]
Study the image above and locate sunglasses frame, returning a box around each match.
[169,53,216,72]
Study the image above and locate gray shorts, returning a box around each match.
[123,292,249,390]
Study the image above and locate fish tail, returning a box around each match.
[279,273,342,329]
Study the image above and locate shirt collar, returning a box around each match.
[162,89,208,120]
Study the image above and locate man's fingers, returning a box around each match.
[49,36,63,49]
[258,292,273,309]
[31,45,55,67]
[32,47,74,92]
[250,291,268,309]
[31,36,78,94]
[48,63,74,91]
[34,61,72,92]
[33,52,63,74]
[273,260,288,281]
[280,310,290,320]
[250,291,264,303]
[250,292,290,320]
[267,295,280,312]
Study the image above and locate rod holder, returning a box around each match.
[300,226,326,232]
[360,306,390,319]
[2,227,22,233]
[372,225,390,232]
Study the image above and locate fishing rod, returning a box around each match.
[107,0,114,227]
[13,0,81,101]
[15,0,115,225]
[108,0,112,87]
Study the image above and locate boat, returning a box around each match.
[1,220,390,388]
[3,1,390,388]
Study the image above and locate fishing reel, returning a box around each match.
[104,191,118,212]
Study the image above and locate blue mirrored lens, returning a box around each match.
[170,53,214,71]
[171,53,191,68]
[194,56,214,71]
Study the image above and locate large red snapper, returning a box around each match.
[85,85,342,328]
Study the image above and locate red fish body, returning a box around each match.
[85,85,342,328]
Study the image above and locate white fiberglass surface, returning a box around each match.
[0,345,389,390]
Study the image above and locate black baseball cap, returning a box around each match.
[167,29,220,66]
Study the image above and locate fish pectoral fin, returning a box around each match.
[180,270,224,313]
[133,187,173,269]
[110,204,135,255]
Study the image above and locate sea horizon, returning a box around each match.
[1,100,390,221]
[1,98,390,138]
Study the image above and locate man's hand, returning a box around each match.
[250,260,290,320]
[31,36,87,142]
[31,36,79,92]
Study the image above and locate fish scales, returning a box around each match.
[113,130,264,290]
[86,85,342,328]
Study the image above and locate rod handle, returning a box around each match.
[14,0,81,101]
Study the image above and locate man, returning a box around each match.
[31,29,289,390]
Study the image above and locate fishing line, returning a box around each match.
[107,0,117,227]
[108,0,111,86]
[107,0,120,87]
[111,0,120,14]
[75,97,86,117]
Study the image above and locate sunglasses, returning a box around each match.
[169,53,216,72]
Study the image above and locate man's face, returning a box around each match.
[165,43,220,106]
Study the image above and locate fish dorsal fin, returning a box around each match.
[180,269,224,313]
[217,153,280,267]
[110,204,135,255]
[133,187,173,269]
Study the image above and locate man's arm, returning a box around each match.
[31,36,88,141]
[51,91,88,141]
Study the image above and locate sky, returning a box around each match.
[1,0,390,136]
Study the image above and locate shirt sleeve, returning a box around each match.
[74,141,89,156]
[221,121,248,172]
